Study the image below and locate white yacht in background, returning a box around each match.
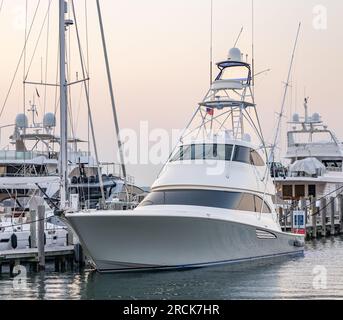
[66,48,305,272]
[273,98,343,202]
[0,108,142,250]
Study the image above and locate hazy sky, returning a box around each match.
[0,0,342,186]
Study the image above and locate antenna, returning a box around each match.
[234,26,244,48]
[210,0,214,85]
[270,22,301,165]
[251,0,255,87]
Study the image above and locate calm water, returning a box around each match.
[1,236,343,300]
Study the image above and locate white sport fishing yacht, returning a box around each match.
[273,98,343,202]
[66,47,305,272]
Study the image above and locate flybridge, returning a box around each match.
[175,47,262,146]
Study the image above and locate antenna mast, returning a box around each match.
[210,0,214,84]
[59,0,68,208]
[251,0,255,88]
[269,22,301,164]
[234,27,244,48]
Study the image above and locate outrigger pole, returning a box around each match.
[269,22,301,166]
[96,0,128,196]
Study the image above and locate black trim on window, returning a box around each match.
[139,189,272,213]
[170,144,265,167]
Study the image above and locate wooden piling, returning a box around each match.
[67,227,74,246]
[339,194,343,234]
[311,198,317,238]
[301,198,307,224]
[330,197,336,236]
[61,257,66,273]
[284,209,287,232]
[321,198,327,237]
[37,205,45,271]
[29,210,37,248]
[74,243,85,269]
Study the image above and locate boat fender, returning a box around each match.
[11,233,18,249]
[293,239,305,248]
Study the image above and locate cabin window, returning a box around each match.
[194,144,205,160]
[181,145,192,161]
[282,185,293,199]
[233,146,251,164]
[0,166,6,176]
[139,189,272,214]
[204,144,215,160]
[237,193,256,212]
[295,185,305,198]
[308,185,316,198]
[254,196,272,213]
[170,144,265,167]
[250,150,265,167]
[322,160,342,170]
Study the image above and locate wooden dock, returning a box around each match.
[0,246,76,275]
[279,195,343,239]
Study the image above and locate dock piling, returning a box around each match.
[311,197,317,238]
[330,197,336,236]
[37,205,45,271]
[339,194,343,234]
[29,210,37,248]
[321,198,327,237]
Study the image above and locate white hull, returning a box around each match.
[66,208,304,272]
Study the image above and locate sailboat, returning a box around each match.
[65,45,305,272]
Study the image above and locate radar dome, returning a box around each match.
[15,113,28,129]
[292,113,300,122]
[43,113,56,128]
[312,113,320,122]
[228,48,242,62]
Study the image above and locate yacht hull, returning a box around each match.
[66,211,304,272]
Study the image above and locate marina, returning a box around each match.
[0,0,342,303]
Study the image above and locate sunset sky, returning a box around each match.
[0,0,342,186]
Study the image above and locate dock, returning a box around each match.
[0,246,78,275]
[279,195,343,239]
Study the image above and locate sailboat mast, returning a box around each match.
[59,0,68,208]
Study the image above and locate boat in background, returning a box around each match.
[273,98,343,215]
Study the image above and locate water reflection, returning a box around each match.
[0,236,342,300]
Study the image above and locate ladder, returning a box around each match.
[231,107,244,139]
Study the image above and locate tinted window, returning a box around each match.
[140,189,272,213]
[282,185,293,199]
[308,185,316,198]
[194,144,205,160]
[233,146,251,164]
[170,144,265,167]
[182,145,192,161]
[250,150,265,166]
[254,196,272,213]
[237,193,255,212]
